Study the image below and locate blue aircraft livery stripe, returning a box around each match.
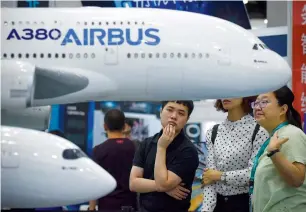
[259,34,287,57]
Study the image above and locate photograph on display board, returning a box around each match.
[183,122,208,212]
[125,117,149,142]
[121,102,154,114]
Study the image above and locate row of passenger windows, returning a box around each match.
[79,21,146,26]
[3,20,146,26]
[2,52,210,59]
[2,53,96,59]
[127,52,210,59]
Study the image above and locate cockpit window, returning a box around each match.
[262,43,269,49]
[253,44,258,50]
[253,43,268,50]
[62,148,87,160]
[259,44,265,49]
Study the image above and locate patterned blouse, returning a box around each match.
[201,114,269,212]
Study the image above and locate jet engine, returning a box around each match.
[1,60,35,110]
[1,60,116,109]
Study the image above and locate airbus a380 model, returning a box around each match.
[1,126,117,208]
[1,7,291,110]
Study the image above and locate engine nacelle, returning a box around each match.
[1,60,35,109]
[2,59,116,109]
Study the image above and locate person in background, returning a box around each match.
[250,85,306,212]
[130,101,199,212]
[123,120,141,149]
[123,121,133,139]
[201,97,269,212]
[123,120,141,210]
[89,109,137,211]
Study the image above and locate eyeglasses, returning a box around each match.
[251,100,271,109]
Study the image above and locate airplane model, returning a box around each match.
[1,126,117,209]
[1,7,291,111]
[0,6,291,209]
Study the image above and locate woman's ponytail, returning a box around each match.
[274,86,303,130]
[287,105,302,130]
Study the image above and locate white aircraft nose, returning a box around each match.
[58,158,117,206]
[91,160,117,196]
[81,158,117,199]
[246,52,291,95]
[275,53,292,80]
[265,51,291,88]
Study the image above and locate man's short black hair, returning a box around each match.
[104,109,126,131]
[161,101,194,117]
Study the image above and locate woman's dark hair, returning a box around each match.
[273,85,302,129]
[214,96,257,114]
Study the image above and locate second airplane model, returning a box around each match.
[1,126,117,209]
[1,7,291,110]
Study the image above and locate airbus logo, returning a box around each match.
[62,166,77,170]
[254,59,268,64]
[6,28,161,46]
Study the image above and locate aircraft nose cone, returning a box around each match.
[249,53,291,95]
[95,166,117,195]
[267,52,291,88]
[88,160,117,198]
[277,55,292,82]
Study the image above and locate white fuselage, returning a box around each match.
[1,7,291,108]
[1,126,117,208]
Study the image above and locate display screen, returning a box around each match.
[65,132,87,152]
[64,103,89,153]
[98,101,161,116]
[17,0,49,7]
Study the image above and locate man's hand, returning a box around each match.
[158,124,176,149]
[201,168,223,186]
[166,183,190,200]
[88,200,96,211]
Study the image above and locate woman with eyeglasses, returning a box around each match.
[250,85,306,212]
[201,97,269,212]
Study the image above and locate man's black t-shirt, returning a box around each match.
[133,130,199,212]
[93,138,137,210]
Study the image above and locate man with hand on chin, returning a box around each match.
[129,101,199,212]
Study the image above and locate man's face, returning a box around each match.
[160,102,189,133]
[123,123,132,138]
